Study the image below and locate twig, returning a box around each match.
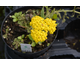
[55,10,80,14]
[19,25,27,29]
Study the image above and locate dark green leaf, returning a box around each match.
[41,6,44,18]
[21,39,24,42]
[21,34,25,38]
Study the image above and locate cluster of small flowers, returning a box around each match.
[30,16,57,43]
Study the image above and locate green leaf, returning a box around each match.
[31,41,36,47]
[36,10,39,14]
[44,6,51,18]
[53,14,57,19]
[28,34,34,41]
[47,43,50,46]
[54,17,60,20]
[50,8,55,18]
[18,36,22,40]
[19,11,22,15]
[18,21,22,25]
[14,12,19,17]
[38,42,42,45]
[41,6,44,18]
[11,15,16,18]
[33,10,36,16]
[21,34,25,38]
[3,34,7,38]
[13,18,18,22]
[18,44,20,47]
[12,42,15,45]
[14,45,17,49]
[6,28,9,33]
[45,6,49,14]
[21,39,24,42]
[14,38,17,41]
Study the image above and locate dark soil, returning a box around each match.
[64,19,80,52]
[2,9,57,53]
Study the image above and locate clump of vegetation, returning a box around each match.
[12,34,25,49]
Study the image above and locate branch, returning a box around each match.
[55,10,80,14]
[19,25,27,29]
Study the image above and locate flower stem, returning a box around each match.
[55,10,80,14]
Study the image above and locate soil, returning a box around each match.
[2,9,57,53]
[64,19,80,52]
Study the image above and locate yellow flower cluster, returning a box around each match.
[30,16,57,43]
[44,18,57,34]
[31,29,47,43]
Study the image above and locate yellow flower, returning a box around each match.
[30,16,57,43]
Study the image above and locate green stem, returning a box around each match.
[55,10,80,14]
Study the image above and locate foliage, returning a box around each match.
[3,26,10,39]
[11,11,31,33]
[12,34,25,49]
[41,6,80,23]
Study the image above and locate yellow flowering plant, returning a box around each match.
[3,6,80,51]
[26,6,58,47]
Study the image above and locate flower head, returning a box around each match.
[30,16,57,43]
